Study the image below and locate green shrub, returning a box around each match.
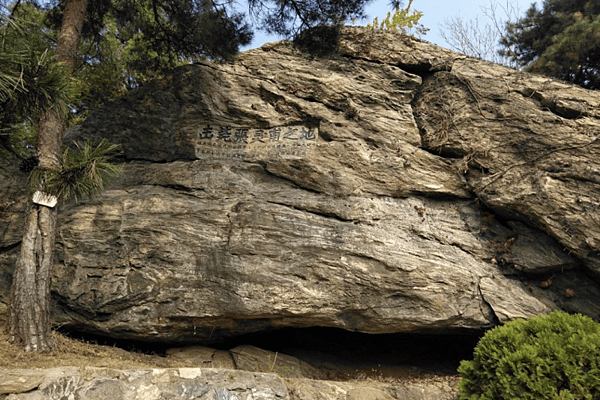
[366,0,429,37]
[458,310,600,400]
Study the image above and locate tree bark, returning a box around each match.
[8,0,88,352]
[8,205,57,352]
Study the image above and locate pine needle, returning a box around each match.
[31,139,122,202]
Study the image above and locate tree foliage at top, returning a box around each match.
[366,0,428,37]
[248,0,373,37]
[0,2,74,159]
[500,0,600,89]
[41,0,254,117]
[17,0,376,118]
[48,0,252,64]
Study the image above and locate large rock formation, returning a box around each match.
[1,26,599,343]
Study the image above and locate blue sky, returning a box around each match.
[243,0,536,51]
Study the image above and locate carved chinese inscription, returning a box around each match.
[195,124,317,161]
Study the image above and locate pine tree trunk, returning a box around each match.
[8,0,87,352]
[8,205,57,352]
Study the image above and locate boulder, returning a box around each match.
[0,371,45,394]
[285,378,458,400]
[1,26,599,343]
[230,345,325,379]
[166,346,236,369]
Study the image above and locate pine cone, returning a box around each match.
[539,275,554,289]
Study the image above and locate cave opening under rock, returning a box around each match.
[57,326,484,377]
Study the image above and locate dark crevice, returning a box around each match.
[124,156,196,164]
[476,203,523,233]
[490,209,538,232]
[258,86,286,109]
[318,129,334,142]
[517,88,588,120]
[339,53,451,77]
[259,83,343,124]
[53,298,116,323]
[266,200,351,223]
[416,145,466,160]
[276,86,352,118]
[0,241,20,254]
[156,184,193,192]
[363,137,382,150]
[339,53,384,66]
[547,173,600,186]
[397,62,449,75]
[412,69,437,83]
[409,190,472,201]
[477,278,501,326]
[55,325,483,375]
[468,162,491,175]
[55,325,165,355]
[256,161,323,196]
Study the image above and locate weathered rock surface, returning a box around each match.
[0,371,45,395]
[0,367,458,400]
[167,346,237,370]
[230,345,326,380]
[1,368,289,400]
[1,26,600,343]
[165,344,328,380]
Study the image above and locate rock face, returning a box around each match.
[1,26,600,343]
